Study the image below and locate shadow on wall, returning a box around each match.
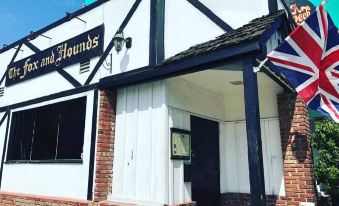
[279,93,310,163]
[120,49,130,73]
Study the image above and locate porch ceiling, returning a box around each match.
[179,69,282,95]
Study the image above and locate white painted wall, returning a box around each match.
[164,0,225,58]
[1,91,95,199]
[110,81,168,205]
[220,119,285,196]
[199,0,269,29]
[223,72,284,121]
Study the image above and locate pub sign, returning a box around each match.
[285,0,316,25]
[6,25,104,86]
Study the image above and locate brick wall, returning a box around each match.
[278,93,316,204]
[94,89,117,202]
[220,92,316,206]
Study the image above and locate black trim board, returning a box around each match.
[262,61,295,92]
[9,44,23,65]
[149,0,165,66]
[120,0,142,31]
[0,113,8,128]
[0,73,6,86]
[187,0,233,32]
[24,42,41,53]
[85,0,142,85]
[100,41,260,88]
[268,0,278,13]
[57,69,82,88]
[87,89,99,200]
[0,84,98,113]
[259,14,284,45]
[0,0,110,55]
[242,57,266,205]
[0,111,10,188]
[5,159,83,164]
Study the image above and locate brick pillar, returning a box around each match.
[277,92,316,204]
[94,89,117,202]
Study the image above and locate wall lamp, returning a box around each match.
[112,29,132,54]
[28,31,52,41]
[65,12,87,24]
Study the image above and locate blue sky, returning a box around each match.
[0,0,84,47]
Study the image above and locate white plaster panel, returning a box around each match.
[1,91,95,199]
[0,49,16,87]
[198,0,269,29]
[0,69,74,108]
[13,44,34,62]
[165,0,225,58]
[100,0,150,77]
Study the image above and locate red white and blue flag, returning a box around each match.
[267,4,339,122]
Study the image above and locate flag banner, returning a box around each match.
[308,0,339,27]
[267,4,339,122]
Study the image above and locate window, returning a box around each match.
[7,97,87,162]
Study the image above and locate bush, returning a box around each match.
[312,119,339,204]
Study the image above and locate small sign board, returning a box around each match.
[285,0,316,25]
[171,128,191,160]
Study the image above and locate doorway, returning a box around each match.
[190,116,220,206]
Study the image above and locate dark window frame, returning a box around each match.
[6,97,87,164]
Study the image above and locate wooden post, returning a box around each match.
[242,57,266,206]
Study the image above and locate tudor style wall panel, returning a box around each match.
[164,0,225,58]
[198,0,269,29]
[111,81,167,204]
[1,91,95,199]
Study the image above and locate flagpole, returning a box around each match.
[253,58,268,73]
[321,0,328,5]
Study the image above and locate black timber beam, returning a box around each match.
[100,41,260,88]
[242,57,266,206]
[149,0,165,65]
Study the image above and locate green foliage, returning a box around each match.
[312,119,339,198]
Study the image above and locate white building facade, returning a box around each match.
[0,0,316,205]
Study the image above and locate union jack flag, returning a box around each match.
[267,4,339,122]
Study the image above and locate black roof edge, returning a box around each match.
[0,0,110,55]
[99,40,260,89]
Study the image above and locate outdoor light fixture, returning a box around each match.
[28,31,52,41]
[66,12,87,24]
[112,29,132,54]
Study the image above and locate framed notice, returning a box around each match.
[171,128,191,160]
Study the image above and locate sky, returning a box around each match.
[0,0,337,47]
[0,0,85,47]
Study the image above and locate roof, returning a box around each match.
[100,10,293,91]
[163,10,286,64]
